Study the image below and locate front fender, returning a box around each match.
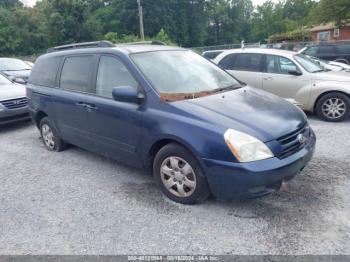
[294,82,313,110]
[307,81,350,111]
[140,107,236,167]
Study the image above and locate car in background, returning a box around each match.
[25,61,35,67]
[202,50,224,60]
[0,73,30,125]
[300,43,350,65]
[0,58,32,84]
[27,41,315,204]
[304,55,350,72]
[214,48,350,122]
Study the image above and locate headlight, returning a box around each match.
[224,129,274,162]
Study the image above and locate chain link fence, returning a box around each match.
[192,40,350,54]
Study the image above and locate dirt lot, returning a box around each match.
[0,116,349,255]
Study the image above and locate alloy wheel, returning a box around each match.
[321,98,347,120]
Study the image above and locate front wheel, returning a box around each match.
[153,143,210,205]
[316,93,350,122]
[334,58,349,65]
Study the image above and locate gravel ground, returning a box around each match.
[0,116,349,255]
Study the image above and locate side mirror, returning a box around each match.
[112,86,144,104]
[288,70,302,76]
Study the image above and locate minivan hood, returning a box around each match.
[171,86,306,142]
[312,71,350,83]
[0,83,26,101]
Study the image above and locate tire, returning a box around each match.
[334,58,349,65]
[316,92,350,122]
[39,117,66,152]
[153,143,210,205]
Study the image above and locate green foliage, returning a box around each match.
[269,28,311,42]
[0,0,349,56]
[307,0,350,26]
[103,29,176,46]
[154,28,175,45]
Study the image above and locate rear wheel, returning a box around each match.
[316,93,350,122]
[153,143,210,205]
[40,117,66,151]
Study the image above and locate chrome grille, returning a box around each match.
[277,124,311,159]
[1,98,28,109]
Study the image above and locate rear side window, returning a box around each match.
[335,45,350,54]
[60,56,93,93]
[28,56,61,87]
[218,54,238,70]
[319,46,335,54]
[233,53,263,72]
[96,56,138,98]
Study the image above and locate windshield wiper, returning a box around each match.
[212,84,242,93]
[312,69,327,73]
[4,69,30,71]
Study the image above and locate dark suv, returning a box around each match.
[301,43,350,64]
[27,41,315,204]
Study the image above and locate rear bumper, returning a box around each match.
[200,132,316,200]
[0,106,30,125]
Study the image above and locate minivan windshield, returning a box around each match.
[294,54,324,73]
[0,58,32,71]
[131,50,240,100]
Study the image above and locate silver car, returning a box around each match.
[0,74,30,125]
[214,48,350,122]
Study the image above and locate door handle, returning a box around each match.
[85,104,98,111]
[264,77,273,81]
[76,102,87,107]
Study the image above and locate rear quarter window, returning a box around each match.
[233,53,263,72]
[28,56,62,87]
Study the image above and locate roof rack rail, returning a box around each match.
[47,40,115,53]
[117,40,167,46]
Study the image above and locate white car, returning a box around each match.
[214,48,350,122]
[0,73,30,124]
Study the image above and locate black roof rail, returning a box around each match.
[117,40,167,46]
[47,40,115,53]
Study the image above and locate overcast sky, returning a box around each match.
[25,0,278,7]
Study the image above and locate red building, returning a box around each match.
[309,22,350,42]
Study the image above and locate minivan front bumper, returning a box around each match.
[200,131,316,200]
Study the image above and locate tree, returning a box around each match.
[251,1,285,42]
[3,0,350,56]
[308,0,350,26]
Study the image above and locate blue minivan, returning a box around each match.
[27,41,316,204]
